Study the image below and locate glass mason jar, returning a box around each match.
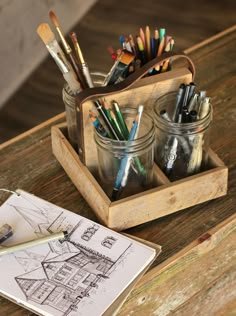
[153,91,212,181]
[94,108,155,201]
[62,71,106,149]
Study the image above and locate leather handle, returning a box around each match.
[76,51,195,163]
[76,51,195,108]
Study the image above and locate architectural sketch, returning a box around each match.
[6,192,132,316]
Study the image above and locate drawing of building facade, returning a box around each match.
[15,243,115,314]
[8,195,132,315]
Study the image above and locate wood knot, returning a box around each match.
[198,232,211,243]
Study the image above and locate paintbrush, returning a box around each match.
[37,23,81,94]
[49,10,87,89]
[70,32,94,88]
[103,50,135,86]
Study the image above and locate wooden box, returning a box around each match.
[51,55,228,231]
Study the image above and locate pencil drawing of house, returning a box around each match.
[10,198,132,315]
[15,241,115,314]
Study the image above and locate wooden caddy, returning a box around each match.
[51,53,228,231]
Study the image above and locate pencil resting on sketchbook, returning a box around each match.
[0,189,161,316]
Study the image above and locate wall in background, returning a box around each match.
[0,0,96,108]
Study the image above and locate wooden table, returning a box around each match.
[0,26,236,315]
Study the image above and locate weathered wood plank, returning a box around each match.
[170,266,236,316]
[117,214,236,315]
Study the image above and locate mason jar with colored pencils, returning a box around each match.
[94,106,155,201]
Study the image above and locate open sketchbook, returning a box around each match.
[0,190,161,316]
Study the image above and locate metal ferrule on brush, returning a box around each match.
[56,27,72,54]
[81,63,94,87]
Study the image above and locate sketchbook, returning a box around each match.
[0,190,161,316]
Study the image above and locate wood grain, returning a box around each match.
[117,213,236,315]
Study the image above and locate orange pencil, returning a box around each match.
[157,36,165,56]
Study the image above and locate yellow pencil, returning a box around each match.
[145,25,151,60]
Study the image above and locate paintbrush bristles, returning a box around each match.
[119,51,135,65]
[49,10,59,28]
[37,23,55,45]
[49,10,72,54]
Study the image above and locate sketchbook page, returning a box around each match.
[0,190,157,316]
[104,238,161,316]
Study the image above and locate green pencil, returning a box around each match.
[112,101,130,138]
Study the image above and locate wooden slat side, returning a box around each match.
[208,147,227,167]
[51,126,111,225]
[153,163,170,185]
[109,166,228,230]
[117,213,236,315]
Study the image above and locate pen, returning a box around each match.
[0,231,68,256]
[199,97,210,119]
[182,106,190,123]
[188,82,196,103]
[188,93,198,112]
[173,84,185,122]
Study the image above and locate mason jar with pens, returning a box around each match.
[92,101,155,201]
[153,83,213,181]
